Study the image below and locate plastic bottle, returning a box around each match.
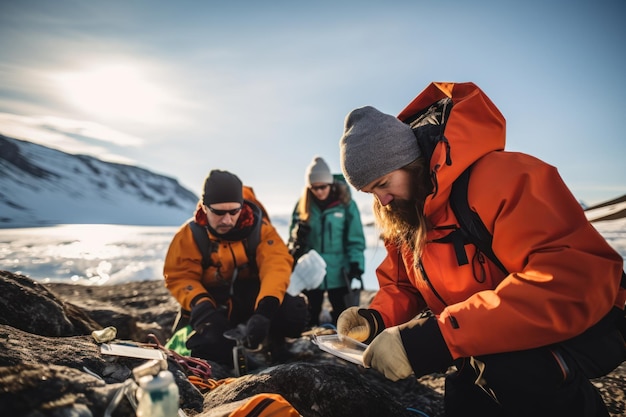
[135,370,179,417]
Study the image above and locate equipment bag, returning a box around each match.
[204,393,301,417]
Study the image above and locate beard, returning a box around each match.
[375,198,420,249]
[385,198,420,229]
[373,178,426,251]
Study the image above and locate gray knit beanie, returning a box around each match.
[339,106,421,190]
[305,156,333,186]
[202,170,243,205]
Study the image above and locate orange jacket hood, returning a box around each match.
[398,82,506,217]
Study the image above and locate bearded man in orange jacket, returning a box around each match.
[337,82,626,416]
[164,170,309,367]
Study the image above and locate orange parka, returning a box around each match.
[164,195,293,312]
[369,82,625,360]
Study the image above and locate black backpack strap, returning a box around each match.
[188,221,214,270]
[449,165,508,275]
[242,201,263,274]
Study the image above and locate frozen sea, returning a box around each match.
[1,218,624,290]
[0,222,389,290]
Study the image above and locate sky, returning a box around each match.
[1,0,625,217]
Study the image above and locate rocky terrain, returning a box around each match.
[0,270,624,417]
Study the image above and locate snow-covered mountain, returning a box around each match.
[0,134,198,227]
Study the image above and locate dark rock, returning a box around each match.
[0,323,204,415]
[201,362,428,417]
[0,363,116,416]
[0,271,100,336]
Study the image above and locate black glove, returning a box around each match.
[348,262,363,279]
[294,221,311,241]
[187,301,230,346]
[244,314,271,350]
[244,296,280,349]
[399,313,453,377]
[189,300,216,328]
[288,222,311,260]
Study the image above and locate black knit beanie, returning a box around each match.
[202,170,243,205]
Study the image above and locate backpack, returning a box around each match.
[189,185,270,272]
[438,164,507,274]
[204,393,301,417]
[447,164,626,290]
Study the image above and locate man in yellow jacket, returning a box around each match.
[337,82,625,416]
[164,170,308,366]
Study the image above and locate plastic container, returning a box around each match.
[135,370,179,417]
[287,249,327,295]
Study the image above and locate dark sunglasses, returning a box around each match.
[207,205,242,216]
[310,184,331,191]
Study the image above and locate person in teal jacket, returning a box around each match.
[288,156,366,326]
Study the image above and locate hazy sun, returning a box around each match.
[53,64,168,122]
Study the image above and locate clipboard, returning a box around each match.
[312,334,368,366]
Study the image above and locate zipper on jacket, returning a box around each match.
[418,260,460,329]
[418,260,447,307]
[320,212,329,288]
[227,244,239,296]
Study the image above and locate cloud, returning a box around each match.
[0,112,143,164]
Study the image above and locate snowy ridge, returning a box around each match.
[0,134,198,227]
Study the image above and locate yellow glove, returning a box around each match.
[337,307,368,341]
[337,307,385,343]
[363,326,413,381]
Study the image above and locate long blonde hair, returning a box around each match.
[372,157,432,260]
[296,181,351,223]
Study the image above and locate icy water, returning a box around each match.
[1,219,624,289]
[0,223,388,289]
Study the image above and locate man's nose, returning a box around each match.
[376,193,393,206]
[221,214,235,224]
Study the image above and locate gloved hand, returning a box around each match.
[363,326,413,381]
[336,307,385,344]
[189,299,223,329]
[187,300,230,348]
[244,296,280,349]
[244,314,271,350]
[348,262,363,280]
[288,221,311,260]
[294,221,311,241]
[364,314,453,381]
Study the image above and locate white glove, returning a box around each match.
[363,326,413,381]
[337,307,370,342]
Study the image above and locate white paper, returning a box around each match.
[100,343,166,361]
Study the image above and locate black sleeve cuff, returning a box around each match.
[256,296,280,319]
[358,308,386,344]
[399,315,453,377]
[190,294,214,309]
